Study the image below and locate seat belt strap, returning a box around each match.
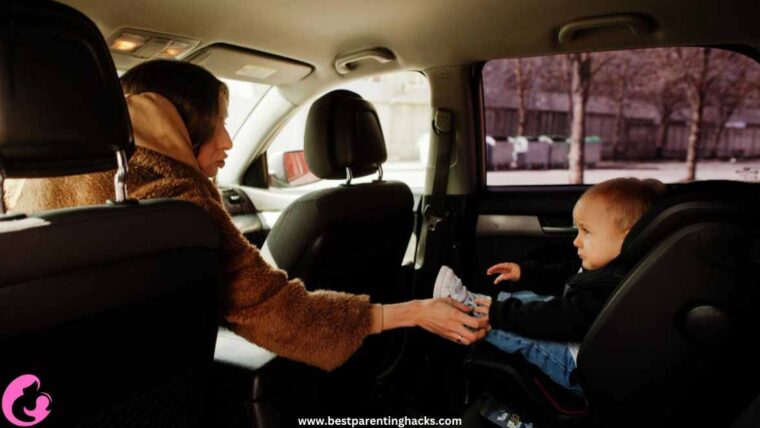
[424,109,454,232]
[415,109,455,276]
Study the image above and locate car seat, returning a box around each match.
[235,90,415,422]
[465,180,760,428]
[0,1,221,426]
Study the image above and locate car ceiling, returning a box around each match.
[61,0,759,98]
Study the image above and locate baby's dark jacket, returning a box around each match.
[488,258,629,342]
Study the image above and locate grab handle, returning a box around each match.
[335,48,396,75]
[558,14,651,43]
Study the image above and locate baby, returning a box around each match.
[434,177,665,395]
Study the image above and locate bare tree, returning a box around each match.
[512,58,552,136]
[592,51,648,160]
[653,83,685,159]
[671,48,716,181]
[611,70,629,159]
[637,49,687,159]
[567,53,608,184]
[523,55,572,134]
[564,56,574,135]
[705,52,752,158]
[498,58,536,136]
[515,59,528,136]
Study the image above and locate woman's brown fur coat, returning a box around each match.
[8,147,374,371]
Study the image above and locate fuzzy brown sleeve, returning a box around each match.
[173,181,374,371]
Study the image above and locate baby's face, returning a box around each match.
[572,195,629,270]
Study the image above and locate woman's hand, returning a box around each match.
[474,297,492,315]
[413,297,489,345]
[474,297,492,332]
[486,262,521,284]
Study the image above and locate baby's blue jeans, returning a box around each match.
[485,291,583,396]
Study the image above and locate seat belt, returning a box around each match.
[417,109,455,275]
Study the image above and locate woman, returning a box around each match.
[8,60,487,371]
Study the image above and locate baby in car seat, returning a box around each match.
[434,177,665,395]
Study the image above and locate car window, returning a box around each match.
[482,47,760,186]
[220,78,271,138]
[266,71,431,192]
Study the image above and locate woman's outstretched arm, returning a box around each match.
[370,298,490,345]
[177,177,490,369]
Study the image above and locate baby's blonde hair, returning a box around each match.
[582,178,666,232]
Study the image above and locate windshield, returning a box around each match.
[220,78,271,138]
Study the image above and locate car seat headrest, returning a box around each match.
[619,180,760,266]
[304,90,387,180]
[0,0,133,180]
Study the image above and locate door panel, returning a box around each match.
[476,214,579,237]
[470,187,586,294]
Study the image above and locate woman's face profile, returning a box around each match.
[197,94,232,177]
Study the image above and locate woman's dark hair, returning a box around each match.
[120,59,228,153]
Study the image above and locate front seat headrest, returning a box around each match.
[0,0,133,179]
[619,180,760,267]
[304,90,387,180]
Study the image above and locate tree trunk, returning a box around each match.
[709,125,726,159]
[566,90,573,136]
[568,53,591,184]
[685,102,704,181]
[565,56,573,135]
[654,120,670,159]
[710,105,739,159]
[611,79,628,160]
[685,48,712,182]
[515,59,526,136]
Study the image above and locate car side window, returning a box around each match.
[482,47,760,186]
[267,71,431,192]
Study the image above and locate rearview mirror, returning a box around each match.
[269,150,320,187]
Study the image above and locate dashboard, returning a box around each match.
[219,187,271,247]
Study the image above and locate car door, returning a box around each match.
[473,186,582,292]
[468,47,760,294]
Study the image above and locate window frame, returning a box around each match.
[476,45,760,191]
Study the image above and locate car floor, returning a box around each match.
[210,329,565,427]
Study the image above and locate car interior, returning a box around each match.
[2,0,760,427]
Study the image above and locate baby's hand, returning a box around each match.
[486,262,521,284]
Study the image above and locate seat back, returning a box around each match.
[579,181,760,428]
[0,2,220,426]
[264,90,413,301]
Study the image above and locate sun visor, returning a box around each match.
[186,44,313,85]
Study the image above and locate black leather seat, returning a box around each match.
[247,91,413,408]
[465,181,760,427]
[579,180,760,428]
[0,1,220,426]
[263,90,414,302]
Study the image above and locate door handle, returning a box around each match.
[476,215,578,237]
[541,226,578,235]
